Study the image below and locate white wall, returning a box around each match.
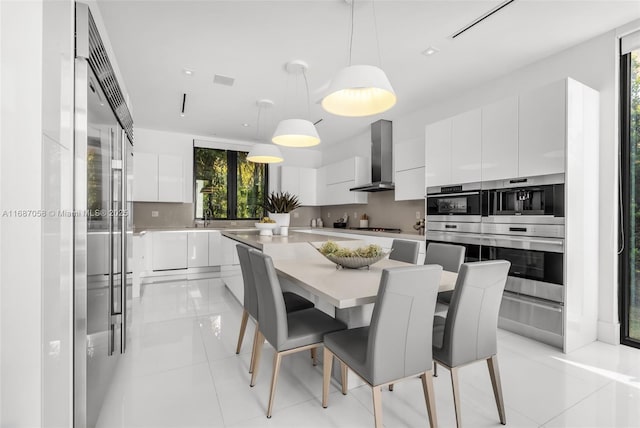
[322,26,627,344]
[134,127,323,201]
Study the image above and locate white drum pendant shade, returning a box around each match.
[322,65,396,117]
[272,118,321,147]
[247,144,284,164]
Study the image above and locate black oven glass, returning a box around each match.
[481,246,563,285]
[427,192,481,216]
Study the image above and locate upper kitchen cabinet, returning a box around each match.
[394,138,425,201]
[321,156,368,205]
[425,117,452,187]
[518,79,566,177]
[280,166,318,206]
[451,109,482,184]
[425,109,481,187]
[482,96,519,181]
[132,152,184,202]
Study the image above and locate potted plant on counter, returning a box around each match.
[263,191,300,235]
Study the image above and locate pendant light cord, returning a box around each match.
[302,69,312,120]
[372,0,382,68]
[255,106,262,141]
[348,0,354,65]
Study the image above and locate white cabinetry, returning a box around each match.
[133,152,158,201]
[208,231,222,266]
[518,79,566,177]
[152,231,187,271]
[394,138,425,201]
[321,157,368,205]
[187,231,209,268]
[451,109,482,184]
[482,96,519,181]
[132,152,184,202]
[280,166,317,206]
[425,118,452,187]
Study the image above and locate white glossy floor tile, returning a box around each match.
[96,275,640,428]
[96,362,224,428]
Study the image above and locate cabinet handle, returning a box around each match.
[509,227,527,232]
[445,225,457,229]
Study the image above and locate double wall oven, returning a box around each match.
[426,173,566,348]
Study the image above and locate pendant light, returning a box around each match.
[247,99,284,164]
[322,0,396,117]
[272,60,321,147]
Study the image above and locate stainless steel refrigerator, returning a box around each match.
[74,4,134,427]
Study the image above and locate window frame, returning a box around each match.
[193,147,269,220]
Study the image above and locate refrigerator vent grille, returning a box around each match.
[87,11,134,143]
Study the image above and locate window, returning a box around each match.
[621,44,640,348]
[194,147,268,220]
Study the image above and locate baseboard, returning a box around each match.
[597,320,620,345]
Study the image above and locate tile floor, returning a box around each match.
[96,276,640,428]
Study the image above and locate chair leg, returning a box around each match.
[487,355,507,425]
[322,347,333,408]
[388,384,394,391]
[311,347,317,366]
[372,386,384,428]
[266,352,283,418]
[250,331,264,387]
[433,360,438,377]
[450,367,462,428]
[236,309,249,354]
[249,326,260,374]
[340,361,348,395]
[421,371,438,428]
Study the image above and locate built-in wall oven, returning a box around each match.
[426,174,567,348]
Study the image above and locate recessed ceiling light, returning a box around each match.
[242,123,250,127]
[422,46,440,56]
[183,68,195,76]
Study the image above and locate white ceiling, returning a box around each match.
[97,0,640,146]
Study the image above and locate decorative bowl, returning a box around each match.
[255,222,277,236]
[319,251,390,270]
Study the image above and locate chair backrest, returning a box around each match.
[425,242,466,272]
[236,244,258,319]
[366,265,442,385]
[389,239,420,264]
[248,250,288,348]
[442,260,510,367]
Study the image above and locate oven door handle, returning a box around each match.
[427,191,480,198]
[502,292,563,312]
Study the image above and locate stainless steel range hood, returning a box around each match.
[350,119,395,192]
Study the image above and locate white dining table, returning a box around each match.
[273,254,458,310]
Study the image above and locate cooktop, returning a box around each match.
[349,227,402,234]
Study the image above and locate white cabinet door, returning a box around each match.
[519,79,566,177]
[395,138,425,172]
[158,154,184,202]
[152,232,187,271]
[208,231,222,266]
[220,236,240,266]
[187,232,209,268]
[316,166,327,206]
[280,166,300,197]
[298,167,317,206]
[325,158,355,185]
[425,118,452,187]
[451,109,482,184]
[395,167,425,201]
[133,152,158,201]
[482,96,519,181]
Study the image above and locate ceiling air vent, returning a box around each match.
[450,0,516,39]
[213,74,235,87]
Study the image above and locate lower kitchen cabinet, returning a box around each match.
[208,231,222,266]
[151,231,188,271]
[187,231,209,268]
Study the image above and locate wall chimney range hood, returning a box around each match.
[350,119,395,192]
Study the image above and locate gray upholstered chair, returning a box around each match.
[322,265,443,428]
[432,260,510,428]
[248,250,347,418]
[235,244,314,374]
[425,243,466,305]
[389,239,420,264]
